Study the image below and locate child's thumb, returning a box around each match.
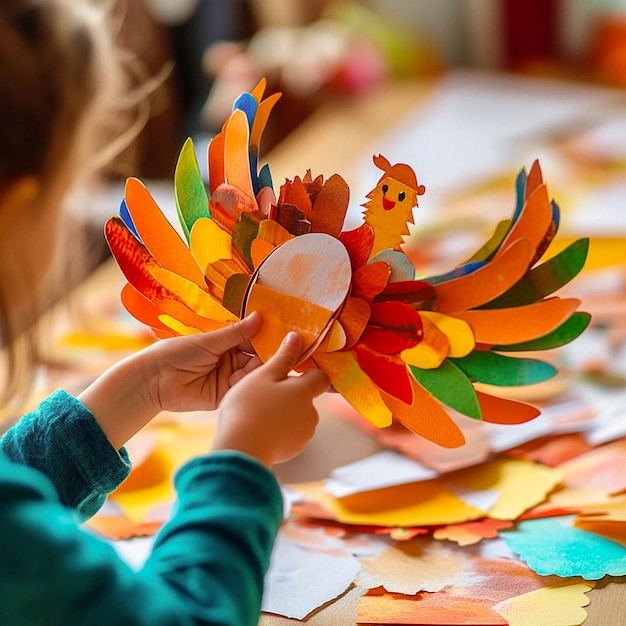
[199,312,261,354]
[265,332,303,378]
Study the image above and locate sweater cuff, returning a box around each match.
[2,389,131,514]
[49,390,132,492]
[175,451,284,524]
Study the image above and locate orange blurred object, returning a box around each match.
[589,15,626,86]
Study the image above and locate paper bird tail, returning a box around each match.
[392,161,589,441]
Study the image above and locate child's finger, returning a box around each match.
[263,332,303,379]
[228,355,262,386]
[297,367,331,397]
[201,312,262,355]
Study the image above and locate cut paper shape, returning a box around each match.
[452,298,581,346]
[336,296,371,350]
[360,301,423,354]
[576,501,626,523]
[110,420,218,523]
[380,377,466,448]
[369,249,416,282]
[505,432,594,467]
[433,518,513,546]
[313,351,392,428]
[444,457,563,521]
[123,178,205,286]
[351,262,391,302]
[358,538,471,595]
[522,486,617,521]
[494,182,554,263]
[475,391,541,425]
[324,450,438,498]
[357,588,509,625]
[188,218,232,273]
[432,238,534,313]
[501,517,626,579]
[493,582,594,626]
[557,439,626,496]
[362,154,426,258]
[574,502,626,547]
[355,535,591,625]
[261,534,361,620]
[491,311,591,352]
[353,344,414,404]
[419,311,474,358]
[451,351,558,387]
[409,360,482,419]
[483,238,590,309]
[174,137,209,240]
[262,585,366,626]
[106,218,232,333]
[401,316,450,370]
[291,479,488,528]
[106,79,590,448]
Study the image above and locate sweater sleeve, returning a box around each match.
[0,449,283,626]
[145,451,285,626]
[0,389,131,519]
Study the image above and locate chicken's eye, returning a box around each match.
[382,184,388,194]
[398,191,406,201]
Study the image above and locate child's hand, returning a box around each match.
[212,332,330,467]
[79,313,265,449]
[142,312,264,414]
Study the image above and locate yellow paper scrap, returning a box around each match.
[445,458,563,520]
[110,419,217,523]
[293,480,487,528]
[493,581,594,626]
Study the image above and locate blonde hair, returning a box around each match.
[0,0,136,402]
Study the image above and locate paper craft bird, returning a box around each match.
[105,79,590,448]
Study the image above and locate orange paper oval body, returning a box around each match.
[244,233,352,362]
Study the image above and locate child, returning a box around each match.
[0,1,330,624]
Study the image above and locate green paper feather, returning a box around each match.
[450,351,557,386]
[480,238,589,309]
[409,361,482,420]
[492,311,591,352]
[174,138,210,242]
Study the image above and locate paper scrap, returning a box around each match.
[502,516,626,579]
[262,534,361,620]
[324,450,437,498]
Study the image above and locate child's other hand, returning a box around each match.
[79,312,266,449]
[212,332,330,467]
[143,312,264,414]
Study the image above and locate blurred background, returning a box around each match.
[71,0,626,283]
[107,0,626,179]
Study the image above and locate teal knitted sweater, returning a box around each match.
[0,390,283,625]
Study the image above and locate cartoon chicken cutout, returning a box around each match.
[106,79,590,448]
[362,155,426,258]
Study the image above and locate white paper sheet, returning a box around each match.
[262,534,361,620]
